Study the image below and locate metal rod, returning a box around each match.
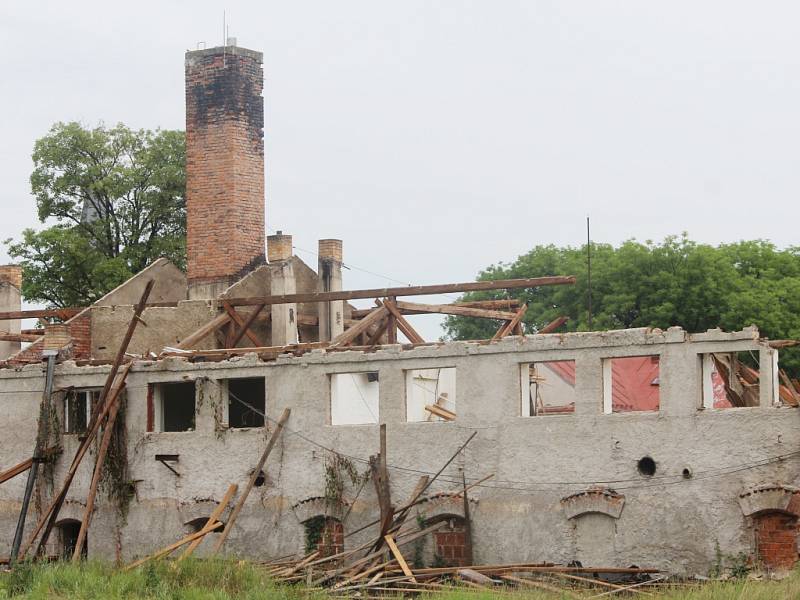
[10,351,57,563]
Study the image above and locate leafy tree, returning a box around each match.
[443,235,800,375]
[5,122,185,307]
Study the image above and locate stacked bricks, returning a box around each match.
[433,520,470,567]
[754,512,799,571]
[318,239,343,263]
[267,232,293,263]
[185,45,266,290]
[316,518,344,558]
[0,265,22,289]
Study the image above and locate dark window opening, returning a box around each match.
[58,520,85,560]
[185,516,224,535]
[64,390,99,434]
[161,382,196,432]
[228,378,265,428]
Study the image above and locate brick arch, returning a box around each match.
[561,488,625,520]
[291,496,349,524]
[415,492,477,522]
[739,485,800,572]
[738,484,800,517]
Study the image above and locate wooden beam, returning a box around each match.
[424,404,455,421]
[0,458,32,486]
[0,308,82,321]
[0,333,41,343]
[539,316,569,334]
[492,304,528,341]
[384,535,417,583]
[124,521,224,570]
[330,306,389,348]
[351,299,520,318]
[366,316,390,347]
[175,312,232,350]
[72,362,135,561]
[393,301,517,321]
[225,276,575,307]
[386,296,397,344]
[222,302,265,347]
[178,483,238,561]
[212,408,291,554]
[383,300,425,344]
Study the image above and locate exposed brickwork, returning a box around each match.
[185,46,266,289]
[267,233,293,262]
[314,518,344,557]
[318,239,343,262]
[754,511,799,571]
[433,518,470,567]
[0,265,22,289]
[7,311,91,364]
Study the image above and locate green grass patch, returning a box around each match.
[2,560,800,599]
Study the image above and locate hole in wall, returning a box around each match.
[253,470,266,487]
[637,456,656,477]
[682,468,693,479]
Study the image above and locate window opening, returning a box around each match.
[227,377,266,428]
[406,367,456,422]
[603,356,660,413]
[522,361,576,416]
[330,372,379,425]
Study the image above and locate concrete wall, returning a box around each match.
[0,266,22,360]
[95,259,187,306]
[1,327,797,573]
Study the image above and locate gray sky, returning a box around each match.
[1,1,798,338]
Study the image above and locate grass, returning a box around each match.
[1,560,800,599]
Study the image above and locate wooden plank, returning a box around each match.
[351,299,520,318]
[0,308,82,321]
[501,575,581,598]
[393,301,518,321]
[539,316,569,334]
[492,304,528,341]
[386,296,397,344]
[175,312,232,349]
[0,458,33,486]
[228,304,266,348]
[224,276,576,307]
[124,521,224,570]
[24,280,154,560]
[72,362,135,560]
[424,404,456,421]
[178,483,238,561]
[222,302,265,347]
[329,306,389,348]
[384,535,417,582]
[0,333,41,343]
[212,408,291,554]
[383,300,425,344]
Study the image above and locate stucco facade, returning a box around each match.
[1,326,796,573]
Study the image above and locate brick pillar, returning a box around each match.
[754,511,799,571]
[0,265,22,360]
[267,232,298,346]
[317,239,344,342]
[185,43,266,300]
[317,518,344,557]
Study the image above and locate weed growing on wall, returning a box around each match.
[323,453,369,510]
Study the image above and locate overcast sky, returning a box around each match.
[1,1,798,338]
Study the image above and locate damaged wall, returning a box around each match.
[0,327,796,573]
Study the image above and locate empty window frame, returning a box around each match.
[602,356,660,414]
[701,352,766,409]
[406,367,456,422]
[521,361,576,416]
[224,377,266,428]
[330,372,379,425]
[151,381,196,432]
[63,389,99,434]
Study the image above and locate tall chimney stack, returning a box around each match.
[185,44,266,299]
[0,265,22,360]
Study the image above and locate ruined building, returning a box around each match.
[1,43,799,575]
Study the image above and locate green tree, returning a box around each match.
[443,234,800,375]
[5,122,185,307]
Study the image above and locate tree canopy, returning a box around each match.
[443,235,800,374]
[5,122,186,307]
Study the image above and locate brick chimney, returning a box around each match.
[185,43,266,299]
